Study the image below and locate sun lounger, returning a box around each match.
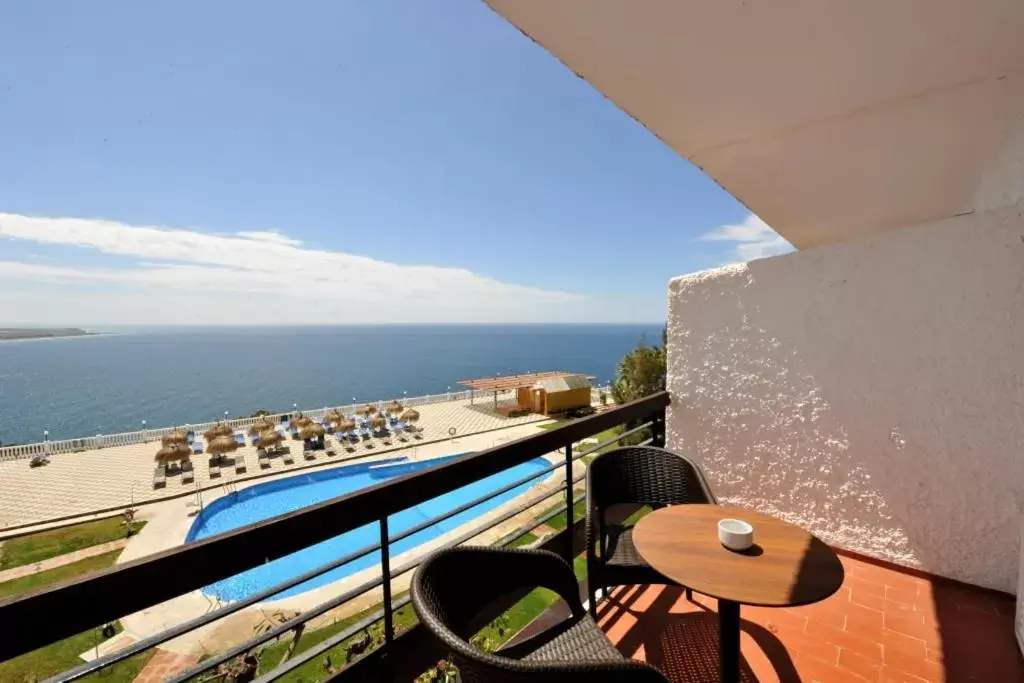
[191,442,204,454]
[235,457,246,474]
[234,433,246,446]
[258,450,270,469]
[153,466,166,489]
[344,443,356,453]
[304,449,316,461]
[181,460,194,484]
[209,460,221,478]
[282,449,294,465]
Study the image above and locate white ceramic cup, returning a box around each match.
[718,518,754,551]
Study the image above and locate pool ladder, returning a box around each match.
[186,479,204,516]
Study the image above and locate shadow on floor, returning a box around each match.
[599,586,801,683]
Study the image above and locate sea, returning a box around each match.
[0,324,661,445]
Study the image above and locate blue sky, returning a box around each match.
[0,1,789,325]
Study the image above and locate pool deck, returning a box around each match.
[0,398,547,533]
[116,420,578,656]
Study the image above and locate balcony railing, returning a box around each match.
[0,391,668,682]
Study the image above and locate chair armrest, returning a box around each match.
[413,547,585,638]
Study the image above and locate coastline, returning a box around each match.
[0,330,98,342]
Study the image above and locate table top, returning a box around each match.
[632,504,844,607]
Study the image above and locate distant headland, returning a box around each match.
[0,327,94,341]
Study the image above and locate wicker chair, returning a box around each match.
[411,546,669,683]
[586,446,716,616]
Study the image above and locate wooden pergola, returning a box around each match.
[458,371,585,408]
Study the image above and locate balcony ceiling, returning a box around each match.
[485,0,1024,249]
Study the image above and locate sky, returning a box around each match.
[0,1,791,326]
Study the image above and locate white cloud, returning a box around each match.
[0,213,602,324]
[699,214,793,263]
[236,230,303,247]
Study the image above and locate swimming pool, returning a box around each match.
[186,454,552,601]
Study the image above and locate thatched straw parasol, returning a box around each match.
[290,414,313,429]
[155,442,192,464]
[337,419,357,433]
[248,418,276,435]
[204,422,233,441]
[356,404,377,417]
[257,429,284,448]
[299,423,326,439]
[387,401,404,415]
[161,429,188,446]
[370,415,387,430]
[324,411,347,425]
[400,408,420,423]
[207,435,239,456]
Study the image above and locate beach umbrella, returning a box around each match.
[161,429,188,446]
[370,415,387,430]
[400,408,420,423]
[337,419,357,433]
[357,404,377,417]
[207,435,240,455]
[204,422,233,441]
[155,442,191,464]
[324,411,347,425]
[248,418,276,435]
[257,429,284,447]
[290,414,313,429]
[299,423,326,439]
[387,401,404,415]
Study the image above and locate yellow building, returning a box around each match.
[523,374,592,416]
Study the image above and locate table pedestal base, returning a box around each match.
[719,599,740,683]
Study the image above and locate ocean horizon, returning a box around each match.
[0,323,662,444]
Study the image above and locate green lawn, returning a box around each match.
[538,420,625,462]
[254,600,421,682]
[0,551,154,682]
[0,516,145,571]
[542,491,587,531]
[0,549,122,600]
[505,531,539,548]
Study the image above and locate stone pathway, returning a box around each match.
[0,538,127,583]
[132,649,198,683]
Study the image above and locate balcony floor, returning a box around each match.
[596,553,1023,683]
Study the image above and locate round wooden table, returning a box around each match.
[633,505,844,683]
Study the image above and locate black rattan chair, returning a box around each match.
[586,446,716,616]
[411,546,669,682]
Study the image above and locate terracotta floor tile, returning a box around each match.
[883,613,940,646]
[845,603,885,631]
[878,665,932,683]
[851,591,887,612]
[882,648,944,682]
[795,654,879,683]
[838,648,884,682]
[807,621,884,662]
[878,628,928,659]
[598,558,1024,683]
[791,602,849,630]
[847,576,887,598]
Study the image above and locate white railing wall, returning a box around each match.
[0,389,474,462]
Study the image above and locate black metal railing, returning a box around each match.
[0,391,670,682]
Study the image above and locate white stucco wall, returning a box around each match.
[665,201,1024,592]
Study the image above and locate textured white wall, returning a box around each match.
[665,202,1024,592]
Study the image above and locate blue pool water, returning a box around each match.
[187,454,552,601]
